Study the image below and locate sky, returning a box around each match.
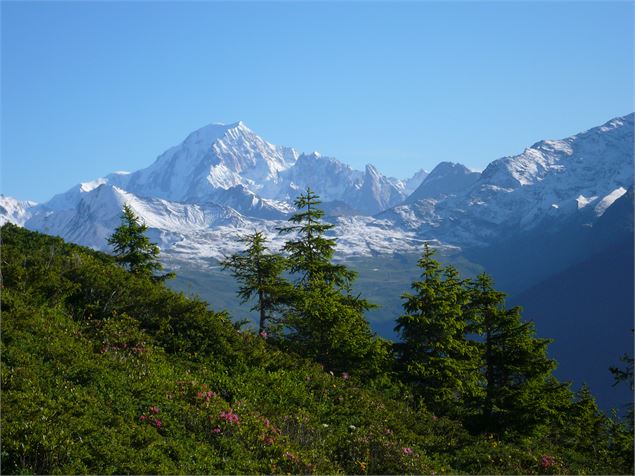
[2,1,634,202]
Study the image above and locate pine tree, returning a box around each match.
[277,189,383,375]
[285,279,386,374]
[222,231,291,334]
[278,188,356,290]
[467,273,569,435]
[107,205,173,281]
[394,244,480,416]
[563,385,609,456]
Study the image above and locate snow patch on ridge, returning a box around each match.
[594,187,627,216]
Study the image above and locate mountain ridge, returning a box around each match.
[1,113,633,261]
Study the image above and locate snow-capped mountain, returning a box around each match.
[382,113,634,247]
[405,162,480,202]
[41,121,410,219]
[27,184,248,253]
[2,113,633,262]
[399,168,429,195]
[0,195,37,226]
[121,122,298,202]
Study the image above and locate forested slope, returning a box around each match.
[1,223,632,475]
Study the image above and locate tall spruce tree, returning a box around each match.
[278,189,384,375]
[467,273,569,435]
[108,205,173,281]
[278,188,356,290]
[222,231,291,333]
[394,244,481,416]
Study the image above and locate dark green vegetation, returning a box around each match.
[108,204,174,282]
[1,191,633,474]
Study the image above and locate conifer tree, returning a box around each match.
[562,385,610,455]
[278,189,383,375]
[222,231,291,333]
[467,273,569,435]
[394,244,480,416]
[278,188,356,290]
[108,205,173,281]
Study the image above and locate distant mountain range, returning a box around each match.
[2,114,632,261]
[2,113,633,410]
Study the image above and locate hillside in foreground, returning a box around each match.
[1,223,633,475]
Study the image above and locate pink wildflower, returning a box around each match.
[196,391,204,399]
[149,405,160,414]
[139,415,147,422]
[263,435,274,446]
[219,410,240,425]
[402,447,414,456]
[212,426,222,434]
[206,390,215,402]
[283,451,296,461]
[259,330,268,338]
[540,455,556,469]
[154,419,162,428]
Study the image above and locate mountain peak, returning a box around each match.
[182,121,250,147]
[406,161,480,203]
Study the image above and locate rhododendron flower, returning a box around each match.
[219,410,240,425]
[540,455,556,469]
[154,419,162,428]
[403,447,413,456]
[212,426,222,433]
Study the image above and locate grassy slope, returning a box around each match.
[1,224,632,475]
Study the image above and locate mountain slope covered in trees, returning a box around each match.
[1,213,633,474]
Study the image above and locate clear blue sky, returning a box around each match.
[2,1,633,202]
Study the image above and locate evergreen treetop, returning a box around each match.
[107,204,173,281]
[221,231,291,333]
[278,188,356,289]
[395,243,481,416]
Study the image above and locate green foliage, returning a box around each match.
[221,231,292,333]
[395,244,481,416]
[278,188,356,290]
[273,189,383,375]
[283,279,391,376]
[1,223,633,475]
[467,273,570,436]
[107,204,174,281]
